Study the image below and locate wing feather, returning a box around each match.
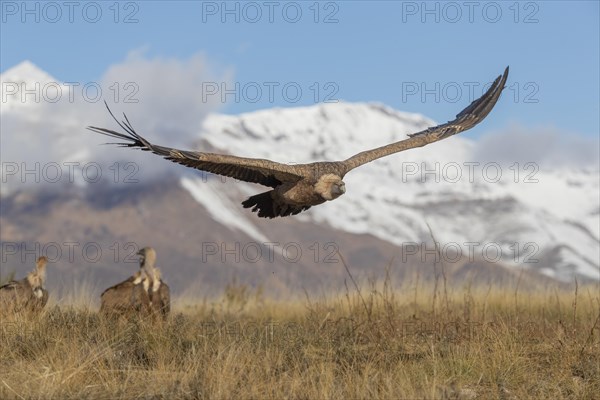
[88,105,306,188]
[342,67,509,172]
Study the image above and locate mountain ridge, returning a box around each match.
[1,62,598,294]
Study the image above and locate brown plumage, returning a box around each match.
[149,267,170,320]
[137,246,170,319]
[100,247,170,320]
[89,67,508,218]
[0,256,49,314]
[100,269,151,317]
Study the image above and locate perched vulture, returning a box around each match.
[89,67,508,218]
[100,247,170,320]
[100,267,151,317]
[0,256,49,314]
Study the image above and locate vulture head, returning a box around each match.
[315,174,346,201]
[137,247,157,269]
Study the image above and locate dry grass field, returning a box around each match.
[1,271,599,400]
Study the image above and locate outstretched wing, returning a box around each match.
[342,67,509,172]
[88,105,306,188]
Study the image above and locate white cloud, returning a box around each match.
[100,49,233,145]
[1,52,233,193]
[472,124,600,169]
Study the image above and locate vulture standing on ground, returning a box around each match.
[100,247,170,319]
[89,67,509,218]
[100,259,151,317]
[0,256,49,314]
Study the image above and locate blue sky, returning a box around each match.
[1,1,599,139]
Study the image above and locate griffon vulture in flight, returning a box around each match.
[0,256,49,314]
[89,67,508,218]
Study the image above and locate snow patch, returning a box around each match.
[180,176,269,243]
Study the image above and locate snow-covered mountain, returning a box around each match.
[1,60,69,115]
[2,61,599,286]
[185,104,600,282]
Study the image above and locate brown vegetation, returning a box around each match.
[1,274,598,399]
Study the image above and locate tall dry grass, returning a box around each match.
[0,271,598,399]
